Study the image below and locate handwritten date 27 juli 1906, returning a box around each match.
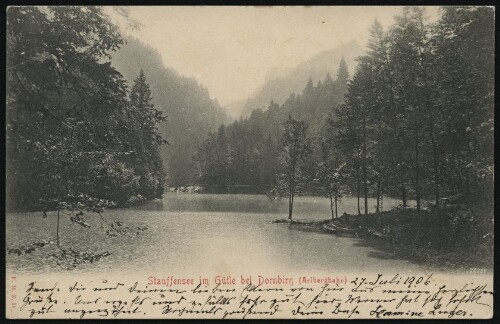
[14,273,493,319]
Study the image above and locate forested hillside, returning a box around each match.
[230,41,363,117]
[195,59,350,193]
[111,37,230,186]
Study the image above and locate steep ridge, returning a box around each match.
[233,41,364,117]
[111,37,230,186]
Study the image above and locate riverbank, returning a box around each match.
[275,205,493,272]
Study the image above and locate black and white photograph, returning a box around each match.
[5,5,494,319]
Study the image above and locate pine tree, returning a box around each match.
[337,57,349,83]
[129,69,167,200]
[335,57,350,101]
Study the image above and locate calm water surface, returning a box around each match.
[6,193,423,275]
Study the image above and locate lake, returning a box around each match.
[6,193,424,276]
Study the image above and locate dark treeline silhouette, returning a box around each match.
[195,59,350,194]
[6,7,167,213]
[331,7,494,213]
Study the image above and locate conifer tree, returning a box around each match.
[129,69,167,200]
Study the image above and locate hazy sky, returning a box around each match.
[108,6,440,106]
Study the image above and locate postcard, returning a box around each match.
[5,5,494,319]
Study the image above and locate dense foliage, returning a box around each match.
[6,7,167,213]
[331,7,494,213]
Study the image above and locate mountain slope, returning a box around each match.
[111,37,230,186]
[235,41,364,117]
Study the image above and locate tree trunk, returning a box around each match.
[363,167,368,215]
[329,192,334,220]
[429,121,440,206]
[414,115,421,211]
[288,139,297,220]
[362,117,368,215]
[380,184,384,212]
[376,180,381,213]
[415,127,420,210]
[56,210,63,252]
[357,167,361,215]
[333,155,338,219]
[334,193,338,219]
[402,184,407,207]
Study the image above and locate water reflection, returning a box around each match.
[7,193,420,275]
[138,193,406,217]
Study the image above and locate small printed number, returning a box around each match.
[469,268,487,273]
